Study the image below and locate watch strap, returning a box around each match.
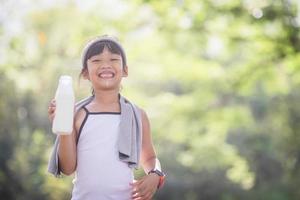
[148,169,166,189]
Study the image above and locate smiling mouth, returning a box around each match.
[98,72,115,78]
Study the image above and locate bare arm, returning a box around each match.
[48,100,84,175]
[57,129,77,175]
[131,109,163,200]
[139,109,161,173]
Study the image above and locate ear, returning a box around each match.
[122,65,128,77]
[82,68,90,80]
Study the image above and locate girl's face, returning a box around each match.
[84,47,128,91]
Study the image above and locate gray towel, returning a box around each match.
[47,95,142,177]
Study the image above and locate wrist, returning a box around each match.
[148,169,166,189]
[148,172,160,186]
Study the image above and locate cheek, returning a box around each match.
[87,65,97,74]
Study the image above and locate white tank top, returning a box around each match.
[71,109,133,200]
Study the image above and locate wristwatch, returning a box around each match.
[148,169,166,189]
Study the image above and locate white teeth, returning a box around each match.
[100,74,113,78]
[98,72,114,78]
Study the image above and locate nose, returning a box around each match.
[100,60,112,69]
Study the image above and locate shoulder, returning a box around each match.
[137,107,150,131]
[75,96,93,114]
[73,96,92,132]
[131,102,148,123]
[139,108,147,120]
[75,96,94,109]
[120,95,149,124]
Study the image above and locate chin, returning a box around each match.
[97,85,119,91]
[93,79,121,91]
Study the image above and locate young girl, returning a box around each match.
[47,35,165,200]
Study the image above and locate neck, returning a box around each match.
[92,89,119,104]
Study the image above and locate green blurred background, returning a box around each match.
[1,0,300,199]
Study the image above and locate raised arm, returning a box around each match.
[48,100,85,175]
[57,129,77,175]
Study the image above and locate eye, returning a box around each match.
[111,58,120,61]
[91,59,101,63]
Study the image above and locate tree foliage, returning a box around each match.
[0,0,300,199]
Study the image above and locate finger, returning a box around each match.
[48,108,55,116]
[132,186,143,196]
[49,103,55,108]
[145,191,154,200]
[48,105,55,111]
[132,185,146,198]
[132,183,146,195]
[136,188,149,199]
[49,99,56,107]
[132,197,143,200]
[139,185,156,200]
[48,105,55,114]
[132,192,146,200]
[132,191,144,199]
[130,179,144,187]
[132,192,140,199]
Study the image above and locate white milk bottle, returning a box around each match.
[52,75,75,135]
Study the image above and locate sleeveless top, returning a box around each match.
[71,107,133,200]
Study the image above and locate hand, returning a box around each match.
[48,99,56,122]
[131,173,160,200]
